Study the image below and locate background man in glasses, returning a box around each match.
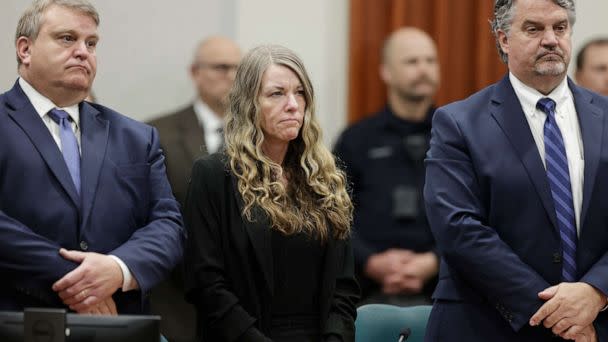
[150,36,241,342]
[148,35,240,342]
[150,36,241,208]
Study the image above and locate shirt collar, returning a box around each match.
[381,104,435,130]
[193,98,223,133]
[19,77,80,127]
[509,72,570,119]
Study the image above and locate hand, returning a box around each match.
[382,252,438,294]
[529,282,606,336]
[76,296,118,316]
[382,272,423,295]
[571,324,597,342]
[364,249,414,283]
[52,249,123,312]
[401,251,439,284]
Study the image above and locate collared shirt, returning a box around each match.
[18,77,137,292]
[509,72,584,234]
[19,78,81,152]
[193,98,223,154]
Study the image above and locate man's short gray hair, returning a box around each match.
[15,0,99,65]
[490,0,576,64]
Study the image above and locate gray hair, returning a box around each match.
[491,0,576,63]
[15,0,99,65]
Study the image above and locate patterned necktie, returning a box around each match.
[48,108,81,194]
[537,97,577,281]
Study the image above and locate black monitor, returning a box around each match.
[0,309,160,342]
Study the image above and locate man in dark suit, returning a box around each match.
[334,27,439,306]
[149,36,241,207]
[148,36,240,342]
[0,0,185,315]
[424,0,608,341]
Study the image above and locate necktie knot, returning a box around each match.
[537,97,557,117]
[48,108,70,125]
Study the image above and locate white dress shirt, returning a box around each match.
[18,77,137,292]
[193,98,224,154]
[509,73,584,235]
[18,78,81,151]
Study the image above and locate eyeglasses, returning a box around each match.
[195,63,238,74]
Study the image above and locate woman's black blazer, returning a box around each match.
[183,153,359,341]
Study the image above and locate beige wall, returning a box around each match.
[0,1,605,145]
[0,0,235,121]
[0,0,347,145]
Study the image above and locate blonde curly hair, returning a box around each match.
[224,45,352,241]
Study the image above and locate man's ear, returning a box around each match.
[190,62,200,79]
[497,30,510,56]
[380,63,391,84]
[16,36,32,66]
[574,70,582,84]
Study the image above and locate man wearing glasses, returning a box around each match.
[150,36,241,208]
[148,36,241,342]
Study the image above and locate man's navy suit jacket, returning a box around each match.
[0,81,185,313]
[424,75,608,341]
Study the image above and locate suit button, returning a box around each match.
[80,241,88,251]
[552,253,562,264]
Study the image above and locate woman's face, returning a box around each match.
[257,64,306,146]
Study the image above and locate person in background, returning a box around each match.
[575,38,608,96]
[334,27,439,306]
[149,36,241,207]
[0,0,184,315]
[424,0,608,340]
[184,45,359,342]
[147,35,240,342]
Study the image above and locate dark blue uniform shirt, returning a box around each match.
[334,106,436,272]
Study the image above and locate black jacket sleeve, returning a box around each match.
[183,156,269,341]
[323,238,359,341]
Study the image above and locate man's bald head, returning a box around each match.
[191,36,241,116]
[382,28,436,64]
[380,27,440,103]
[193,36,240,66]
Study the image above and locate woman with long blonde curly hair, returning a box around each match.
[183,45,359,342]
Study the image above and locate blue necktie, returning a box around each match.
[48,108,81,194]
[537,97,577,281]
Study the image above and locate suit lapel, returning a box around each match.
[230,174,274,295]
[181,107,207,159]
[79,101,109,229]
[569,81,604,229]
[489,76,558,231]
[5,82,81,208]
